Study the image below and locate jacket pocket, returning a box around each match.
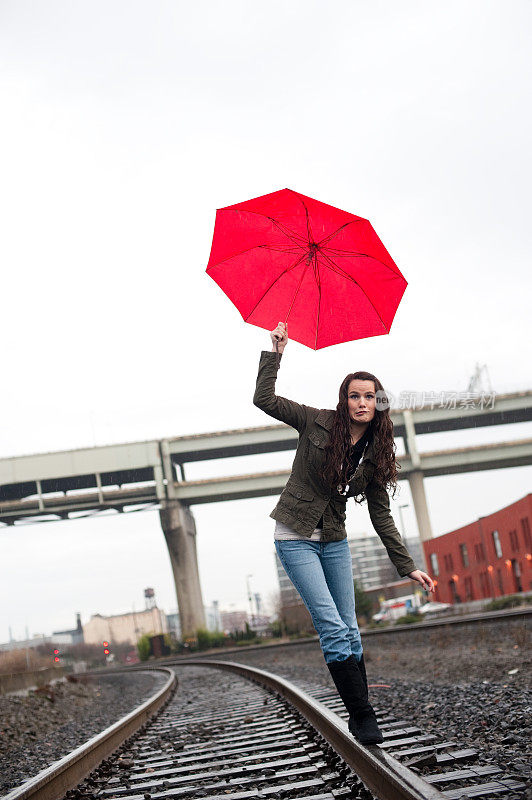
[279,479,315,521]
[285,480,314,502]
[308,431,325,448]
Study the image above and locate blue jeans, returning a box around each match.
[275,538,363,664]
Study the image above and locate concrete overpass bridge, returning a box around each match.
[1,390,531,637]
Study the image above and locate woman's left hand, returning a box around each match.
[407,569,435,593]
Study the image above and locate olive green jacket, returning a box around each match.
[253,350,418,579]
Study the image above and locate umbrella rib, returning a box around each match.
[316,218,365,248]
[324,246,403,277]
[318,251,388,332]
[296,194,314,243]
[263,244,303,255]
[285,259,310,325]
[317,221,353,247]
[313,254,322,350]
[243,250,309,322]
[323,247,366,257]
[223,208,308,246]
[270,218,309,246]
[208,242,301,269]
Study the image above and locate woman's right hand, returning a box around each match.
[270,321,288,353]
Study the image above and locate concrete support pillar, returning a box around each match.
[159,500,206,639]
[407,471,434,544]
[403,409,434,554]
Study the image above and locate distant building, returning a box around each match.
[166,602,222,641]
[403,537,427,573]
[0,614,85,652]
[348,532,426,589]
[220,610,249,634]
[423,493,532,604]
[83,607,168,646]
[205,601,222,632]
[165,611,181,640]
[0,634,49,653]
[51,613,84,646]
[349,534,399,589]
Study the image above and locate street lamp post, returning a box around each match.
[246,574,255,627]
[398,503,409,540]
[398,502,424,603]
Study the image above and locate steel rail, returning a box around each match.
[180,659,445,800]
[150,605,532,667]
[361,604,532,634]
[3,667,177,800]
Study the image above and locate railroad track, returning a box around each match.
[147,606,532,669]
[289,674,528,800]
[4,661,527,800]
[3,667,177,800]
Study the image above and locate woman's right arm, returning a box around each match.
[253,322,310,433]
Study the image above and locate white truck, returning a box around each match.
[372,593,422,623]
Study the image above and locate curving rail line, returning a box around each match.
[4,657,526,800]
[183,659,444,800]
[153,606,532,668]
[3,667,176,800]
[3,661,445,800]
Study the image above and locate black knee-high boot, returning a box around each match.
[357,653,369,692]
[326,654,384,745]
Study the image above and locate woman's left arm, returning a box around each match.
[365,478,435,592]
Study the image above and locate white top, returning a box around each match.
[274,519,324,541]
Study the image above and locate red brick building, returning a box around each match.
[423,494,532,604]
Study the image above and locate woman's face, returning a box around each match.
[347,379,376,424]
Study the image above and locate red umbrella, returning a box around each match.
[206,188,407,350]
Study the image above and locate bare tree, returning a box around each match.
[266,589,288,638]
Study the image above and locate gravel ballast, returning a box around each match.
[0,670,167,794]
[1,617,529,797]
[207,623,531,796]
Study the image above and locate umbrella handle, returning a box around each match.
[275,338,280,369]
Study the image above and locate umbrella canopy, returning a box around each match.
[206,188,407,350]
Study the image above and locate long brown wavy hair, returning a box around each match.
[323,371,399,502]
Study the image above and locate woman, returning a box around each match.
[253,321,435,746]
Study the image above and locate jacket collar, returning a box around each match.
[315,409,335,430]
[316,409,377,464]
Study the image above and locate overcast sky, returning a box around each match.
[1,1,531,642]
